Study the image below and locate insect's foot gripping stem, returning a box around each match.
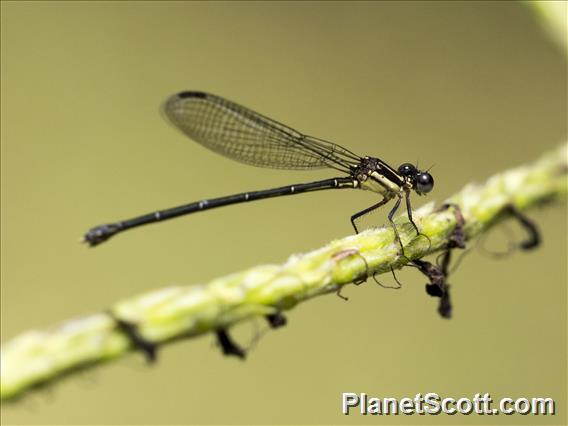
[388,222,415,265]
[83,223,123,247]
[384,195,415,262]
[216,329,246,359]
[111,314,157,363]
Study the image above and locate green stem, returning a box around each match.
[1,144,566,401]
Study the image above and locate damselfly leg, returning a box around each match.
[350,197,392,233]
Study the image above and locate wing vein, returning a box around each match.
[162,92,361,172]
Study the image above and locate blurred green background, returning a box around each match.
[1,1,566,425]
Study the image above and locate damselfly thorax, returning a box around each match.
[350,157,406,196]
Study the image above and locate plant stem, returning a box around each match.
[1,143,566,402]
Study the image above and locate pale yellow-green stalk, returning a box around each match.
[1,143,566,402]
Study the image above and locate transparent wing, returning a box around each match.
[162,91,361,172]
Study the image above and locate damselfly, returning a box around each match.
[83,91,434,247]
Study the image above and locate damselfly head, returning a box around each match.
[397,163,434,195]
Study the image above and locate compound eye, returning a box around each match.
[416,172,434,194]
[398,163,417,177]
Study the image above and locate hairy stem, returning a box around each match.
[1,143,566,401]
